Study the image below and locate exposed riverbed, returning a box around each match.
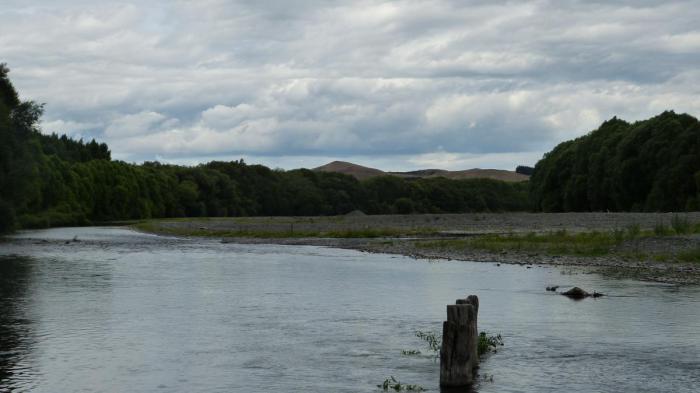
[1,227,699,392]
[142,213,700,284]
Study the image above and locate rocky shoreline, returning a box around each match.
[213,235,700,285]
[138,212,700,285]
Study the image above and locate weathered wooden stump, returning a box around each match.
[440,295,479,387]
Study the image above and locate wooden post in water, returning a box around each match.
[440,295,479,387]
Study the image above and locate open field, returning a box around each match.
[135,212,700,284]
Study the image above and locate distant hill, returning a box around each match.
[391,168,529,182]
[314,161,386,180]
[314,161,529,182]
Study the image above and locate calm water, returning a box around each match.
[1,227,699,393]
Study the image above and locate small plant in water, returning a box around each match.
[377,376,424,391]
[415,330,441,353]
[478,332,504,356]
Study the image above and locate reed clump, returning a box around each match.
[478,332,504,356]
[377,376,424,391]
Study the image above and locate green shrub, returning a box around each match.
[19,213,50,229]
[653,221,670,236]
[19,209,88,229]
[677,248,700,263]
[671,214,691,234]
[626,223,641,239]
[612,228,626,243]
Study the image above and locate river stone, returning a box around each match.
[562,287,590,299]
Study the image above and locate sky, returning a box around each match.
[1,0,699,171]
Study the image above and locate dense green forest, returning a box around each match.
[0,65,529,233]
[530,111,700,212]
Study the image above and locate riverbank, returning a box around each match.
[134,212,700,285]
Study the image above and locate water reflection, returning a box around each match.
[441,385,477,393]
[0,256,34,391]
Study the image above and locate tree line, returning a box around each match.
[530,111,700,212]
[0,65,529,233]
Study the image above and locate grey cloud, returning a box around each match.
[1,0,699,169]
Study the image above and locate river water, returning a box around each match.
[0,227,698,393]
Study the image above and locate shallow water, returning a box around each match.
[1,227,699,392]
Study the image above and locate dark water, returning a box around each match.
[1,227,699,393]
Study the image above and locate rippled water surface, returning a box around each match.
[1,227,699,393]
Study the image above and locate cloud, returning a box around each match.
[1,0,699,169]
[104,111,173,138]
[40,119,100,138]
[408,151,546,171]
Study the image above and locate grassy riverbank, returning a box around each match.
[415,221,700,263]
[134,213,700,284]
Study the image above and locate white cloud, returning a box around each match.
[200,103,271,129]
[408,151,545,171]
[655,32,700,53]
[40,119,100,137]
[104,111,171,138]
[1,0,699,169]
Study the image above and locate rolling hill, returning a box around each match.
[313,161,529,182]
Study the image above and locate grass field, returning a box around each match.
[415,227,700,263]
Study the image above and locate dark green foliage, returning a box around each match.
[0,198,15,234]
[394,197,415,214]
[0,65,531,232]
[515,165,534,176]
[362,176,529,214]
[39,133,110,161]
[1,63,41,230]
[531,112,700,212]
[0,64,19,109]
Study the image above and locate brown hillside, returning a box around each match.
[314,161,529,182]
[314,161,386,180]
[391,168,528,182]
[440,169,529,182]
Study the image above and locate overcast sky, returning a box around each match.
[2,1,699,171]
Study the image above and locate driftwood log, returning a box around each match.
[440,295,479,387]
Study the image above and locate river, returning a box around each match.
[1,227,699,392]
